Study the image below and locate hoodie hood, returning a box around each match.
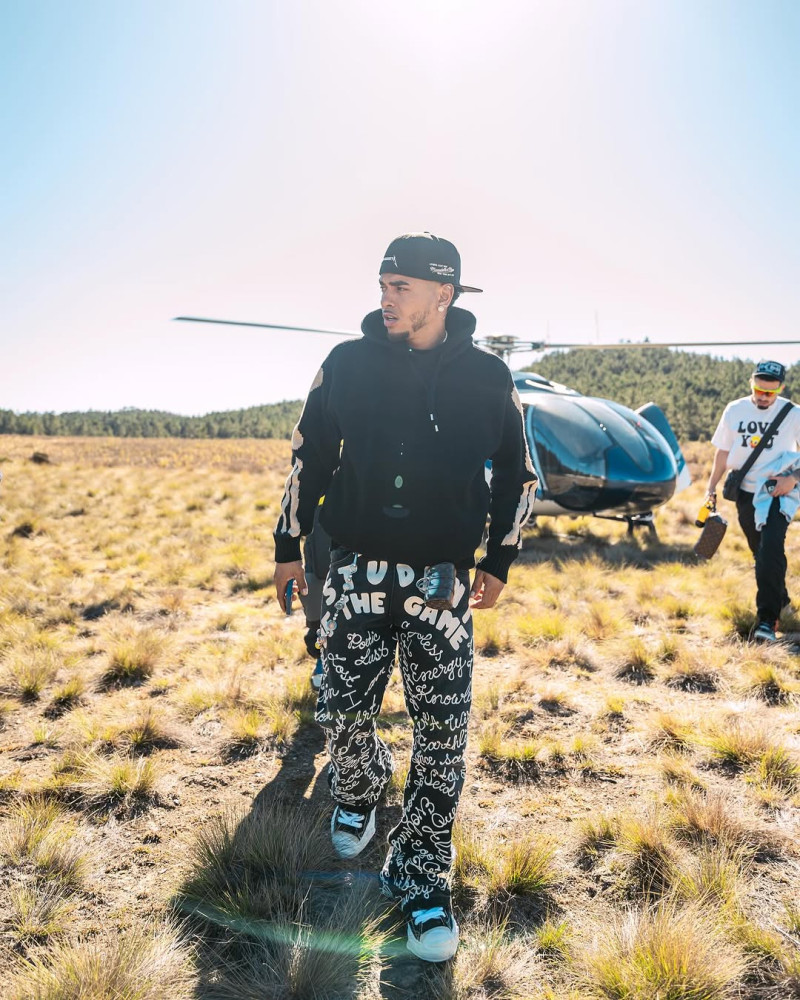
[360,306,478,433]
[361,306,477,354]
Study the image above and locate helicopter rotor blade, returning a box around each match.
[173,316,359,337]
[175,320,800,352]
[478,338,800,354]
[544,339,800,350]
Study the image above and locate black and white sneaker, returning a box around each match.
[330,805,376,858]
[406,905,459,962]
[753,621,777,643]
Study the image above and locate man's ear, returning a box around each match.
[439,285,455,310]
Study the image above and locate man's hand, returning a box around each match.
[469,569,504,609]
[274,561,308,612]
[770,473,798,498]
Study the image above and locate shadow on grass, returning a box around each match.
[173,717,422,998]
[519,531,695,570]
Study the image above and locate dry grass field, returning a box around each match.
[1,433,799,999]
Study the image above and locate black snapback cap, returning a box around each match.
[379,232,482,294]
[752,359,786,382]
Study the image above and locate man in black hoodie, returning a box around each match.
[274,233,537,962]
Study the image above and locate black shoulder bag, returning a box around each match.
[722,400,794,501]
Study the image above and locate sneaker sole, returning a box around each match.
[331,809,376,859]
[406,921,459,963]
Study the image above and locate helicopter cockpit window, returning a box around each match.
[582,399,653,472]
[526,397,607,487]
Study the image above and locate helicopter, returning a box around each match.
[174,316,800,538]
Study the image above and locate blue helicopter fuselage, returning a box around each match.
[513,373,688,516]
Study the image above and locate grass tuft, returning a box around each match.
[783,900,800,937]
[751,745,800,793]
[61,750,162,810]
[118,706,180,754]
[584,601,624,641]
[538,688,575,715]
[101,627,168,687]
[46,676,86,716]
[584,903,747,999]
[474,615,514,656]
[699,717,773,770]
[31,827,88,888]
[8,884,74,943]
[3,647,60,700]
[535,916,571,957]
[478,723,542,780]
[0,798,87,888]
[601,695,626,721]
[203,884,387,1000]
[743,662,798,705]
[425,918,541,999]
[8,921,195,1000]
[1,797,64,861]
[225,705,265,742]
[616,811,678,898]
[577,813,619,864]
[662,655,719,693]
[673,842,750,908]
[668,788,770,855]
[176,797,332,925]
[647,711,695,752]
[545,637,598,672]
[721,601,757,639]
[488,834,558,899]
[614,639,656,685]
[659,752,706,790]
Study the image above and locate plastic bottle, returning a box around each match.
[695,497,715,528]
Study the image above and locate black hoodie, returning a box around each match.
[274,306,537,582]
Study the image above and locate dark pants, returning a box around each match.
[315,548,473,915]
[736,490,790,624]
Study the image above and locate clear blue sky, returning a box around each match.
[2,0,798,415]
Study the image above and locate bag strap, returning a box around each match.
[736,400,794,478]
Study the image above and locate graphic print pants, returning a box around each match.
[315,547,473,915]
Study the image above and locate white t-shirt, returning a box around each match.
[712,396,800,492]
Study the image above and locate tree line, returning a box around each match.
[0,401,303,440]
[1,350,791,442]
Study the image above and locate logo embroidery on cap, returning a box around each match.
[382,256,398,268]
[429,263,455,277]
[760,362,783,377]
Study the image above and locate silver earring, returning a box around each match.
[437,305,445,313]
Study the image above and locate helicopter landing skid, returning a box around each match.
[593,511,658,541]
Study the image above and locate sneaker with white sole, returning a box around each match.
[330,805,376,858]
[406,905,459,962]
[753,621,777,643]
